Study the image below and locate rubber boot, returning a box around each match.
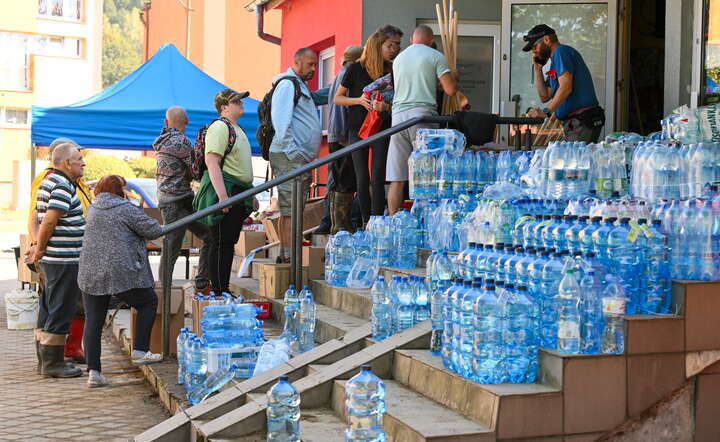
[331,192,355,234]
[34,329,42,372]
[40,343,82,378]
[64,317,86,364]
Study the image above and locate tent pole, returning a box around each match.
[31,143,36,182]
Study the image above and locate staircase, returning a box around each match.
[136,238,720,442]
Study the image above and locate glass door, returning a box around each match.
[427,23,502,114]
[500,0,618,141]
[699,0,720,105]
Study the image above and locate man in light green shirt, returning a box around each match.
[386,25,458,214]
[205,118,253,184]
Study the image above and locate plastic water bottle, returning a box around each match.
[393,210,418,268]
[601,280,626,354]
[607,218,642,313]
[283,285,300,343]
[331,230,354,286]
[185,336,208,393]
[579,270,602,354]
[267,376,301,442]
[413,277,431,324]
[408,149,424,199]
[430,276,453,355]
[450,280,471,372]
[299,287,316,353]
[565,216,588,254]
[344,365,386,442]
[187,363,238,405]
[641,220,671,313]
[458,279,482,378]
[176,327,189,385]
[540,252,564,349]
[557,269,581,354]
[395,277,415,332]
[371,276,392,341]
[441,278,462,368]
[592,217,617,267]
[473,282,502,383]
[518,285,539,382]
[500,283,531,383]
[352,229,373,259]
[579,216,602,255]
[325,235,335,283]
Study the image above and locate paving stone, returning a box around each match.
[0,295,169,441]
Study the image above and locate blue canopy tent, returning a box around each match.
[31,43,260,153]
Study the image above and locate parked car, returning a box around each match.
[87,178,158,208]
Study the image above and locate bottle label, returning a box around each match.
[551,170,565,181]
[514,215,535,229]
[613,178,626,192]
[595,178,614,191]
[558,322,580,339]
[640,224,653,238]
[602,297,625,315]
[627,221,641,243]
[537,219,552,228]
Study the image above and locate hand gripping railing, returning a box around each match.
[158,114,544,355]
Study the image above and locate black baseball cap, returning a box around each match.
[522,24,556,52]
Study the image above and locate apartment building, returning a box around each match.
[0,0,103,210]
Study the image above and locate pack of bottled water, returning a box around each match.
[369,273,431,341]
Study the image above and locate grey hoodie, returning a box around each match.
[78,193,163,296]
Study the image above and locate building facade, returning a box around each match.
[0,0,103,210]
[143,0,281,100]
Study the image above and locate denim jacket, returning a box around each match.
[269,68,322,162]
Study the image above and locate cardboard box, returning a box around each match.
[17,234,39,284]
[131,285,185,356]
[191,297,211,336]
[261,197,325,244]
[145,208,201,250]
[258,263,309,299]
[235,230,267,257]
[302,246,325,280]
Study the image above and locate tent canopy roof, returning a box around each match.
[31,43,259,153]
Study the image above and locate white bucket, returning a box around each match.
[5,290,39,330]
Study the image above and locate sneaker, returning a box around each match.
[87,370,108,388]
[131,350,163,365]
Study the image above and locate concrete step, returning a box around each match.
[230,275,368,344]
[394,349,562,440]
[311,279,372,320]
[195,323,431,439]
[332,379,494,442]
[380,266,426,279]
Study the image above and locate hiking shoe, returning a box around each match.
[131,350,163,365]
[87,370,108,388]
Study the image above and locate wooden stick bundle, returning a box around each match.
[437,0,460,115]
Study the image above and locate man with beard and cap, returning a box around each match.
[524,24,605,142]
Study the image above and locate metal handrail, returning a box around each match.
[159,113,544,355]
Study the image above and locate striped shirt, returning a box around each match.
[36,170,85,264]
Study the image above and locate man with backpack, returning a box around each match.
[153,106,210,288]
[262,48,322,262]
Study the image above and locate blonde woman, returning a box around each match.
[334,25,403,225]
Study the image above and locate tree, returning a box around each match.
[102,0,145,88]
[127,156,156,178]
[84,154,136,181]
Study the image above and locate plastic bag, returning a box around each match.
[358,92,385,139]
[253,336,292,376]
[346,257,379,288]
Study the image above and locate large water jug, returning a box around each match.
[267,376,301,442]
[344,365,386,442]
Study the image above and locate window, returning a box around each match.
[318,47,336,132]
[0,33,30,91]
[34,35,82,58]
[701,0,720,105]
[1,108,30,127]
[38,0,81,21]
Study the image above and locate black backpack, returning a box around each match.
[256,76,303,161]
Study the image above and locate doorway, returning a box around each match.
[624,0,666,134]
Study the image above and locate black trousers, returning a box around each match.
[83,287,157,372]
[328,141,356,193]
[348,129,390,224]
[208,202,252,293]
[159,195,210,281]
[38,263,80,335]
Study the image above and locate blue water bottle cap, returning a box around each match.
[303,285,310,290]
[288,285,295,290]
